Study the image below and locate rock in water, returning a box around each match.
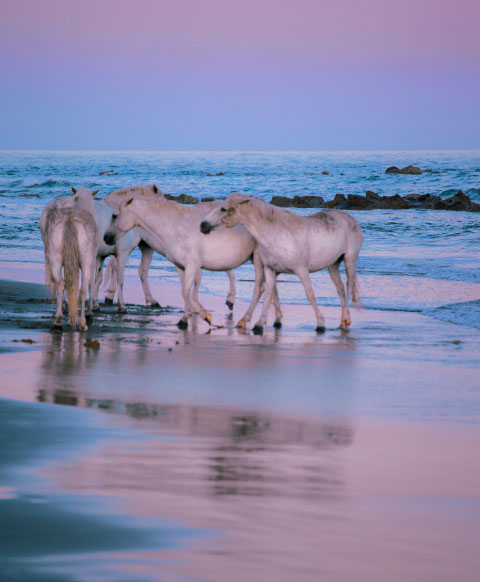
[271,196,293,207]
[374,194,410,209]
[386,165,423,175]
[292,195,324,208]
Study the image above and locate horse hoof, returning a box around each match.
[177,319,188,330]
[86,314,93,325]
[149,302,161,309]
[93,305,101,312]
[252,324,264,336]
[236,320,247,329]
[226,300,234,311]
[273,321,282,329]
[316,326,326,334]
[51,324,63,333]
[204,313,212,325]
[104,297,113,305]
[340,319,351,330]
[79,325,88,332]
[118,306,127,314]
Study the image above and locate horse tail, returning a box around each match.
[104,255,117,298]
[44,247,56,301]
[344,253,362,308]
[63,217,80,328]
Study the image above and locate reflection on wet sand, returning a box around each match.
[38,365,353,503]
[15,311,479,582]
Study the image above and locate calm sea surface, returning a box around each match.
[1,150,479,326]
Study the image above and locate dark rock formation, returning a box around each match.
[271,196,293,207]
[292,195,324,208]
[374,194,410,209]
[201,197,216,203]
[345,194,374,209]
[422,195,446,210]
[248,189,478,212]
[443,191,472,211]
[165,193,199,204]
[386,165,423,175]
[324,194,346,208]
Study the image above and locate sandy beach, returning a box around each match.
[1,264,479,582]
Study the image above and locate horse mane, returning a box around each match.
[130,196,195,217]
[246,196,300,229]
[104,184,164,208]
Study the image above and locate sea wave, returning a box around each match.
[25,179,72,188]
[423,300,480,330]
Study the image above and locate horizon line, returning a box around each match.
[1,148,480,154]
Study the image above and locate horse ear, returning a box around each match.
[239,199,250,205]
[153,184,158,193]
[126,198,134,206]
[92,190,99,196]
[71,187,77,194]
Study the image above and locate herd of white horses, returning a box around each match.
[41,185,363,334]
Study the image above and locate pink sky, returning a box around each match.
[1,0,479,149]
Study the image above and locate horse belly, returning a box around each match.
[307,240,347,272]
[200,228,254,271]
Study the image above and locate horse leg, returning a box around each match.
[116,253,128,313]
[138,242,161,308]
[328,260,350,329]
[85,256,96,326]
[252,267,276,335]
[93,255,105,311]
[295,268,326,332]
[271,278,283,329]
[103,255,117,305]
[237,250,264,328]
[345,253,362,307]
[175,267,191,328]
[192,268,202,305]
[53,277,64,331]
[179,265,212,328]
[226,270,235,311]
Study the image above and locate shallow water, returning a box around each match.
[1,308,479,581]
[1,150,479,324]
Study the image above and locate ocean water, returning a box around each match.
[0,150,479,327]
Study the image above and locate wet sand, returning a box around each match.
[1,266,479,581]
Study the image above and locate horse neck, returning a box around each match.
[76,195,95,216]
[237,199,286,245]
[128,200,193,248]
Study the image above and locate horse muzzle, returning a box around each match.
[200,221,213,235]
[104,232,116,245]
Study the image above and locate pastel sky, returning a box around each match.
[1,0,479,150]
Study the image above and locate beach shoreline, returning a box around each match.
[0,266,479,581]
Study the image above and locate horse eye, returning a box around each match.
[220,207,226,212]
[112,214,118,219]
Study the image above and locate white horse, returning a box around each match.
[97,186,240,313]
[40,187,98,294]
[200,193,363,333]
[103,197,282,329]
[43,204,99,331]
[91,184,164,312]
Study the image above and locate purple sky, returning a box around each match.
[1,0,479,150]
